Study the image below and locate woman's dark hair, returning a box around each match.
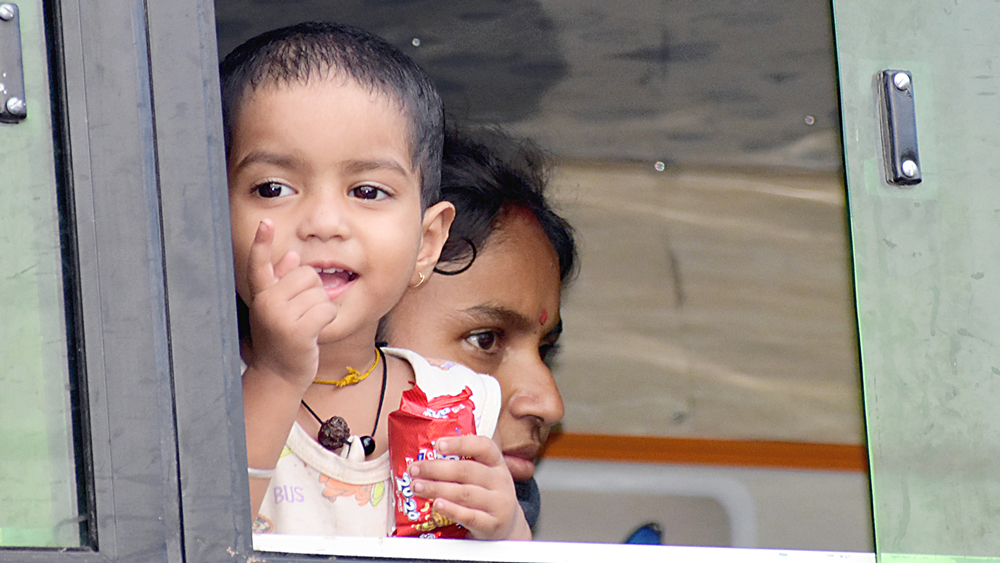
[435,127,577,285]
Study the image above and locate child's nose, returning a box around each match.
[299,191,350,240]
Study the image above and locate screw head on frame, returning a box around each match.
[5,96,26,117]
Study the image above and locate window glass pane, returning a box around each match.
[216,0,870,552]
[0,0,83,548]
[834,0,1000,559]
[218,0,859,446]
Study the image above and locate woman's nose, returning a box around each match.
[508,359,565,427]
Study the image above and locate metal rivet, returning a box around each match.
[0,4,14,21]
[804,115,815,125]
[411,37,421,47]
[5,96,26,116]
[654,161,666,172]
[901,159,918,178]
[893,72,910,91]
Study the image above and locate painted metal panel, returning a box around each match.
[834,0,1000,558]
[0,0,79,548]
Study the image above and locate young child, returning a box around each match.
[220,22,530,540]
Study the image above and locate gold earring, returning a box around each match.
[412,272,426,288]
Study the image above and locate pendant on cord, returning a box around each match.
[305,407,377,457]
[317,415,350,451]
[303,347,387,458]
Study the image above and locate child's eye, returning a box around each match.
[350,185,389,201]
[465,329,502,353]
[254,181,295,198]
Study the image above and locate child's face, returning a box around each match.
[228,78,443,343]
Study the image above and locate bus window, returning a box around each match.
[215,0,870,552]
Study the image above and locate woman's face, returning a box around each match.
[385,209,565,482]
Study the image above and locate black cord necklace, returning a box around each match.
[302,346,388,457]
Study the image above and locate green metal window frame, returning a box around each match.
[16,0,971,560]
[4,0,875,560]
[4,0,250,559]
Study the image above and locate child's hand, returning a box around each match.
[408,435,532,540]
[245,219,338,389]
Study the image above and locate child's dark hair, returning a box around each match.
[435,127,577,285]
[220,21,444,207]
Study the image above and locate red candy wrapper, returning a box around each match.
[389,384,477,538]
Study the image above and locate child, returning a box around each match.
[220,22,530,540]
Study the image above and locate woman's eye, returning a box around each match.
[540,342,562,367]
[350,185,388,200]
[465,330,500,353]
[254,181,294,198]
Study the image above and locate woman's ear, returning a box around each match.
[411,201,455,287]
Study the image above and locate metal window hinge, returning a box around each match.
[878,70,920,186]
[0,3,26,123]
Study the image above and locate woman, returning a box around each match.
[380,127,577,529]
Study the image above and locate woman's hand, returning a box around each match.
[407,435,532,540]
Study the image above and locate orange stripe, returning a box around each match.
[542,433,869,472]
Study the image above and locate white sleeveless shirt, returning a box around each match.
[253,347,501,537]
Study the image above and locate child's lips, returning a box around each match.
[313,266,358,299]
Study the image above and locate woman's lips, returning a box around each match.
[503,448,538,481]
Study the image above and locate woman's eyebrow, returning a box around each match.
[462,305,533,332]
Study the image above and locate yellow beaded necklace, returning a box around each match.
[313,348,380,387]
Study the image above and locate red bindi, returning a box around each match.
[540,310,547,325]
